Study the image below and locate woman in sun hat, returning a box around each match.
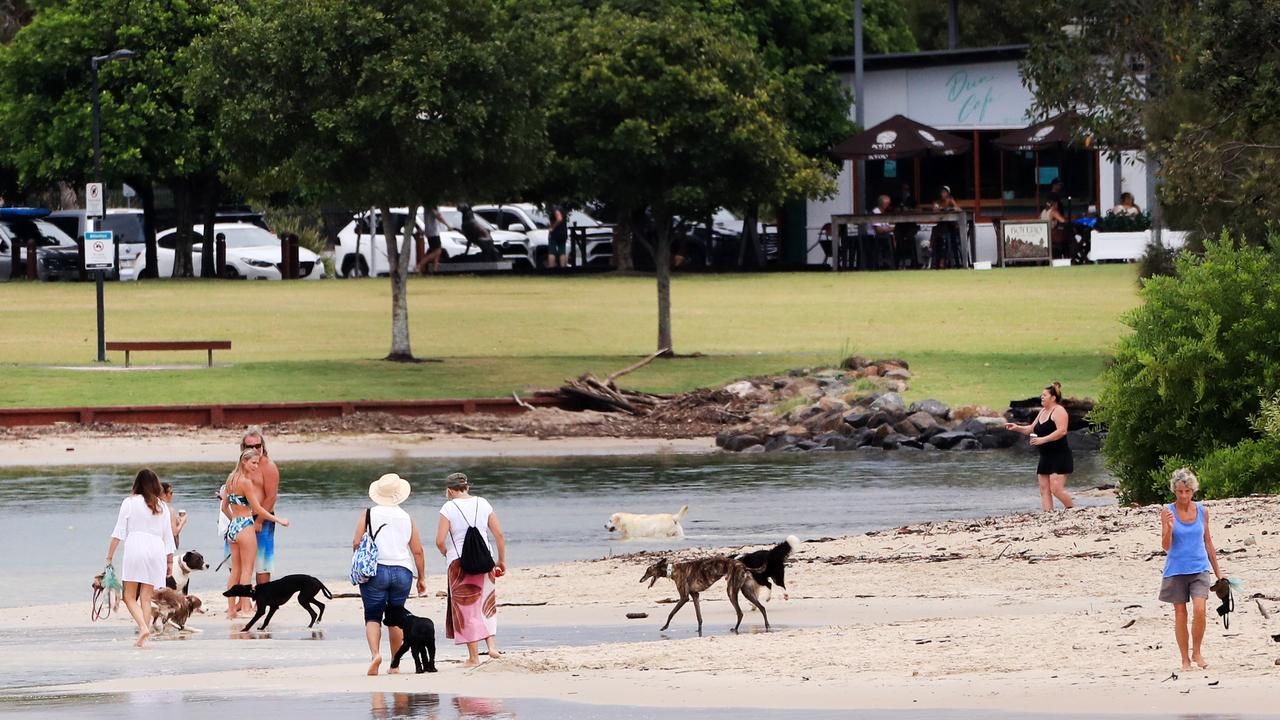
[436,472,507,668]
[353,472,427,676]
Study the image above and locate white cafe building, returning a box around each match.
[804,46,1153,265]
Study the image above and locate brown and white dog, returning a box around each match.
[640,555,768,633]
[607,505,689,540]
[150,588,204,632]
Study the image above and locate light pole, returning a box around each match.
[90,48,136,363]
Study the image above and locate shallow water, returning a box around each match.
[0,692,1271,720]
[0,451,1114,607]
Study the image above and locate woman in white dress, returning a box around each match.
[105,469,176,647]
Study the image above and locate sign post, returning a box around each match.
[85,182,104,220]
[85,230,114,362]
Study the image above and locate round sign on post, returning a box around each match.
[85,182,105,219]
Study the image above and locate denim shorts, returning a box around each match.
[359,564,413,622]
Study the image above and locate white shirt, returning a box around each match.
[424,208,440,237]
[112,495,177,553]
[368,505,416,573]
[439,496,493,564]
[872,206,893,234]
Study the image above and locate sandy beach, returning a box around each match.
[7,495,1278,714]
[0,429,715,467]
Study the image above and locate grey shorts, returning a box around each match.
[1159,571,1211,604]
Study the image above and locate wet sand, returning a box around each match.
[6,496,1279,714]
[0,431,715,467]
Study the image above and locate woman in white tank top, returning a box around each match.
[435,472,507,667]
[352,473,426,676]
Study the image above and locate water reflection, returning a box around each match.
[370,692,441,720]
[452,697,514,719]
[0,452,1115,608]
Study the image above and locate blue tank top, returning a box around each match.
[1163,502,1211,577]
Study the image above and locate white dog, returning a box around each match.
[606,505,689,540]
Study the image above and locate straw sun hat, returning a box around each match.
[369,473,411,506]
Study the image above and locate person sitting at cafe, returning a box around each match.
[1041,198,1069,258]
[896,183,916,210]
[930,186,962,269]
[1111,192,1141,216]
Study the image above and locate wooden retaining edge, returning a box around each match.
[0,396,573,429]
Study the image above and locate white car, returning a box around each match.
[473,203,613,267]
[155,222,323,280]
[334,209,480,277]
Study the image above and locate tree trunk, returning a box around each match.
[137,180,158,279]
[172,179,195,278]
[382,202,416,361]
[199,176,220,278]
[738,204,764,269]
[653,203,674,355]
[610,205,637,272]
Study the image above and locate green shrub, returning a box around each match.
[1097,235,1280,504]
[1148,439,1280,501]
[1095,210,1152,233]
[1136,238,1180,280]
[771,395,809,417]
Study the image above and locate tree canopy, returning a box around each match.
[190,0,548,359]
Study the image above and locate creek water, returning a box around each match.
[2,450,1113,608]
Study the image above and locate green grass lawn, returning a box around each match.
[0,265,1141,409]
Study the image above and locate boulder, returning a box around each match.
[805,410,848,434]
[843,411,872,428]
[866,411,894,429]
[955,438,983,451]
[893,420,919,437]
[785,424,810,438]
[971,416,1010,429]
[840,355,870,370]
[723,434,764,452]
[815,396,851,413]
[740,444,766,453]
[908,399,951,419]
[905,411,939,432]
[883,368,913,381]
[857,445,885,453]
[980,428,1022,449]
[958,419,991,436]
[766,425,789,437]
[952,404,999,421]
[870,392,907,415]
[765,435,799,452]
[899,438,925,450]
[927,431,977,450]
[918,425,947,442]
[823,435,862,452]
[881,432,909,449]
[724,380,756,398]
[771,378,788,390]
[1068,430,1104,452]
[794,440,822,451]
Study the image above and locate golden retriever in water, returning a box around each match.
[606,505,688,540]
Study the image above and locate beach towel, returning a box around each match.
[445,559,496,644]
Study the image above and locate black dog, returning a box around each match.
[223,574,332,632]
[383,605,438,673]
[736,535,799,602]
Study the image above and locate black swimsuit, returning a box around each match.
[1033,411,1074,475]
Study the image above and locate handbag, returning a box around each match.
[350,508,387,585]
[450,500,496,576]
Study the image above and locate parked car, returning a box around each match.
[438,206,532,269]
[154,222,323,280]
[47,208,148,281]
[473,203,613,267]
[0,207,81,281]
[334,209,481,278]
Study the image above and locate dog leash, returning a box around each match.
[215,553,232,572]
[91,566,113,622]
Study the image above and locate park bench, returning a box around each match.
[105,340,232,368]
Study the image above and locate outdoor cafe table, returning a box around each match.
[830,210,971,270]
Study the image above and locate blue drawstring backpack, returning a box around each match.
[350,508,386,585]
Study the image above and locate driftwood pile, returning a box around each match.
[541,349,671,416]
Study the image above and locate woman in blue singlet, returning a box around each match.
[1160,468,1226,672]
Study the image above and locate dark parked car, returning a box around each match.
[0,208,80,281]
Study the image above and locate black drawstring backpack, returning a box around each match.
[450,500,496,575]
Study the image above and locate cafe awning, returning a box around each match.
[992,111,1087,152]
[832,114,972,161]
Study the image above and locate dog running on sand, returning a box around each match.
[736,535,800,602]
[223,574,332,632]
[640,555,768,633]
[607,505,689,540]
[150,588,204,632]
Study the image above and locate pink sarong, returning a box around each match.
[445,559,497,644]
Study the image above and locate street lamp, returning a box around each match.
[90,48,136,363]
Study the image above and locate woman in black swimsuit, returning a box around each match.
[1006,382,1074,511]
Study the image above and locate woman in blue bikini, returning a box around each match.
[220,447,288,619]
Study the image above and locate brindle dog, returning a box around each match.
[640,556,769,633]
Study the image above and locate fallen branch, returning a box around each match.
[607,348,670,383]
[512,392,535,411]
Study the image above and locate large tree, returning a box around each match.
[0,0,227,277]
[547,5,832,353]
[1019,0,1280,243]
[190,0,547,360]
